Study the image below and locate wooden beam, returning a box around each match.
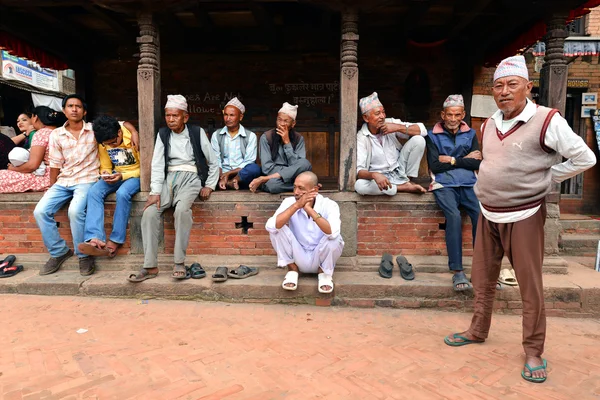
[82,3,132,37]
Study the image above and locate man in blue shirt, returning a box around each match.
[425,94,481,291]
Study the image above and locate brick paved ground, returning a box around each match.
[0,295,599,400]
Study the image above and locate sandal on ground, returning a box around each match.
[127,268,158,283]
[228,265,259,279]
[444,333,485,347]
[397,255,415,281]
[282,271,299,291]
[522,359,548,383]
[498,269,518,286]
[212,266,228,282]
[0,255,16,272]
[172,264,189,280]
[0,265,23,278]
[452,271,472,292]
[78,242,110,257]
[378,253,393,279]
[318,272,334,294]
[189,263,206,279]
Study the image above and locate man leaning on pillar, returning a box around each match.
[444,55,596,383]
[128,94,219,283]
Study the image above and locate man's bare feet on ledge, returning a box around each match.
[397,182,426,194]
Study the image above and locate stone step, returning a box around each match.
[559,234,600,257]
[560,218,600,235]
[5,253,569,274]
[1,263,597,318]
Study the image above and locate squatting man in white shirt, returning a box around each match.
[266,171,344,293]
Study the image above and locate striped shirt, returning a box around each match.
[49,121,100,187]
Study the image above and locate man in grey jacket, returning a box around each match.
[249,102,312,194]
[128,94,219,282]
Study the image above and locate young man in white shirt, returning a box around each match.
[266,171,344,293]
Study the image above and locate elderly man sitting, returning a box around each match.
[426,94,481,291]
[249,102,312,194]
[211,97,261,190]
[266,171,344,293]
[128,94,219,282]
[355,92,427,195]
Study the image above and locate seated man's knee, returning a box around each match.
[354,179,370,195]
[410,135,426,150]
[33,203,47,221]
[296,158,312,172]
[173,204,192,220]
[67,204,85,222]
[444,210,462,224]
[115,188,134,202]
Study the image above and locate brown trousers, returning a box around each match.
[468,203,546,357]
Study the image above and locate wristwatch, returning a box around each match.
[313,213,322,221]
[450,157,456,166]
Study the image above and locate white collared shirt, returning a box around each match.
[266,194,341,252]
[481,99,596,223]
[210,125,257,172]
[356,117,427,174]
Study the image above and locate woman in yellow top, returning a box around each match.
[78,115,141,263]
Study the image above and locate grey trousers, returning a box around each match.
[355,135,425,196]
[142,171,202,269]
[263,158,312,194]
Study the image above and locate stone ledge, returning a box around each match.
[5,253,568,274]
[0,263,597,317]
[0,190,437,204]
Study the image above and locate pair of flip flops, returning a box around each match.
[212,265,259,282]
[173,263,207,280]
[0,255,22,278]
[378,254,415,280]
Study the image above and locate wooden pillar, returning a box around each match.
[338,9,359,191]
[136,12,161,192]
[539,14,568,255]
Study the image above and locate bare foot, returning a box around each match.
[523,356,547,380]
[227,178,240,190]
[89,238,106,249]
[106,240,121,258]
[396,182,427,194]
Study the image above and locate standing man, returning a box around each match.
[78,115,141,258]
[211,97,261,190]
[128,95,219,282]
[444,56,596,383]
[249,102,312,193]
[33,94,99,276]
[266,171,344,293]
[426,94,481,291]
[355,92,428,195]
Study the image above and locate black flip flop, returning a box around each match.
[227,265,259,279]
[212,266,228,282]
[378,253,393,279]
[396,255,415,281]
[0,255,16,272]
[0,265,23,278]
[189,263,206,279]
[452,271,472,292]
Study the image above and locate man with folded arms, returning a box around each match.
[426,94,481,291]
[444,55,596,383]
[128,95,219,282]
[211,97,261,190]
[266,171,344,293]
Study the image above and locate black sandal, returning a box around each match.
[228,265,259,279]
[212,266,228,282]
[189,263,206,279]
[378,253,393,279]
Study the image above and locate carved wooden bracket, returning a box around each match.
[342,67,357,80]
